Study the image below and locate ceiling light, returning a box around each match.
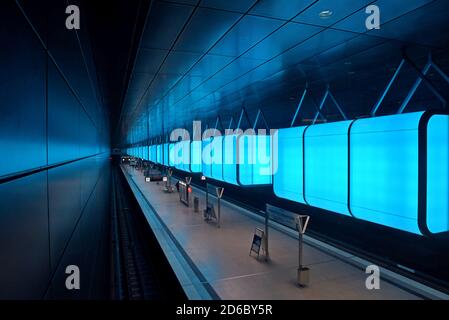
[319,10,333,19]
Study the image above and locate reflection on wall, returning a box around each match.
[0,1,110,299]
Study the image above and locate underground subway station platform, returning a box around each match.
[1,0,449,314]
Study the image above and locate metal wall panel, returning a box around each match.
[47,62,81,164]
[0,1,46,177]
[0,172,50,299]
[48,161,82,269]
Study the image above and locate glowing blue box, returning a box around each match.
[202,138,212,178]
[174,140,191,172]
[427,115,449,234]
[157,144,162,164]
[223,134,238,185]
[190,140,202,173]
[350,112,422,233]
[211,136,223,181]
[173,142,181,169]
[183,140,191,172]
[168,144,175,167]
[173,141,187,171]
[201,137,223,180]
[273,127,306,203]
[150,145,157,162]
[238,134,272,186]
[305,121,352,216]
[163,143,169,166]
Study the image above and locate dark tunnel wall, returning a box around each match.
[0,1,110,299]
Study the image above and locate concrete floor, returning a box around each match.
[122,165,420,300]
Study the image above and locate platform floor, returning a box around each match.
[122,165,420,300]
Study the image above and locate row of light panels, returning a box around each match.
[127,111,448,236]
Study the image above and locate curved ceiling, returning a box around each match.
[117,0,449,146]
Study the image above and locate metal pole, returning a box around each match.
[371,59,405,117]
[291,88,307,128]
[217,197,221,228]
[206,183,209,209]
[312,90,329,125]
[397,61,432,114]
[298,233,303,269]
[264,209,269,261]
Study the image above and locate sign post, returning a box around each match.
[264,209,269,261]
[295,215,310,287]
[216,187,224,228]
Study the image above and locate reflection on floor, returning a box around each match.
[121,165,421,300]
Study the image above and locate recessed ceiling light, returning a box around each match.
[319,10,333,19]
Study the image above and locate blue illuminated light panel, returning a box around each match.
[350,112,422,234]
[173,141,191,172]
[426,115,449,234]
[181,140,191,172]
[305,121,351,215]
[190,140,202,173]
[163,143,169,166]
[151,145,157,162]
[211,136,223,181]
[273,127,306,203]
[157,145,162,164]
[223,134,238,185]
[238,135,272,186]
[174,142,182,170]
[202,138,212,178]
[168,144,175,167]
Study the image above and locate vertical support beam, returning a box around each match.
[312,90,329,125]
[252,108,270,131]
[399,49,447,113]
[371,59,405,117]
[397,61,432,114]
[291,88,307,127]
[213,117,219,137]
[227,116,234,131]
[432,60,449,84]
[328,91,348,120]
[264,209,269,261]
[253,110,261,131]
[236,107,252,131]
